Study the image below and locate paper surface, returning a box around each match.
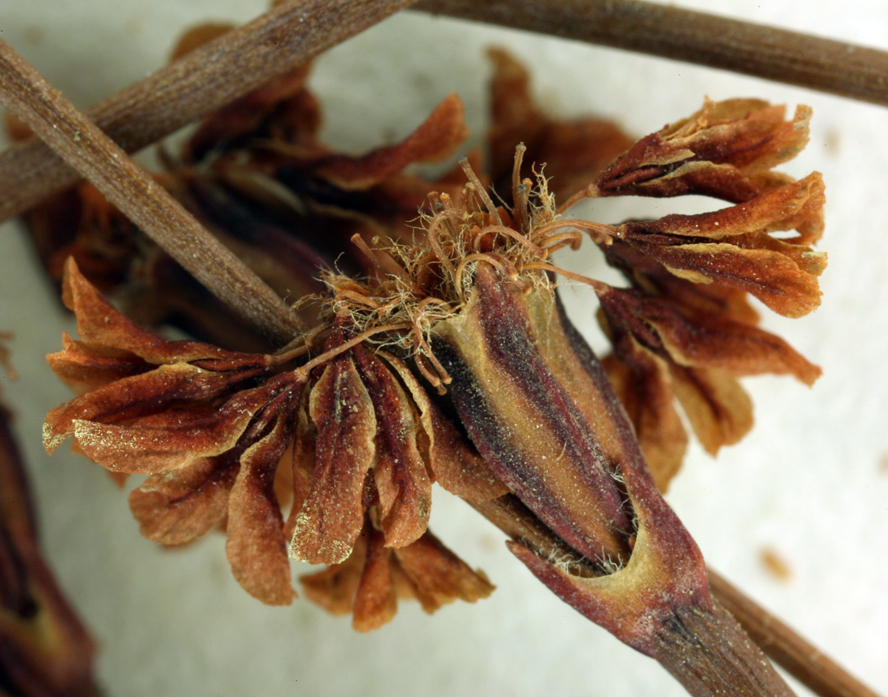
[1,2,886,696]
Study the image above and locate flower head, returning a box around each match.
[41,49,826,633]
[44,257,503,613]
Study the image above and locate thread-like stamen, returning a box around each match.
[454,253,511,300]
[334,288,382,309]
[293,323,413,379]
[413,331,452,386]
[426,209,462,279]
[350,233,412,283]
[413,352,445,394]
[512,144,529,234]
[411,297,454,386]
[437,191,456,211]
[460,157,503,226]
[373,293,409,317]
[472,224,545,257]
[520,262,611,294]
[271,322,329,364]
[531,218,615,246]
[555,183,602,216]
[538,230,584,255]
[415,295,454,317]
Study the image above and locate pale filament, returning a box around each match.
[460,158,504,226]
[531,218,615,246]
[520,262,611,295]
[349,233,412,284]
[293,322,413,380]
[472,224,545,256]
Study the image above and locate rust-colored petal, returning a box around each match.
[301,525,493,628]
[603,238,761,326]
[393,530,494,614]
[381,352,509,502]
[599,287,821,385]
[316,93,468,190]
[622,173,825,242]
[379,352,507,501]
[669,365,753,456]
[351,525,398,631]
[596,99,811,204]
[299,533,368,616]
[637,240,824,318]
[43,363,238,454]
[651,304,820,385]
[352,346,431,548]
[289,355,377,564]
[487,48,634,202]
[61,257,266,365]
[226,385,303,606]
[614,175,827,318]
[62,379,276,472]
[129,456,238,546]
[283,398,316,539]
[48,332,151,394]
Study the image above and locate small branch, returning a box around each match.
[415,0,888,106]
[0,0,420,223]
[476,494,793,695]
[0,37,300,345]
[472,496,880,697]
[650,599,795,697]
[709,570,883,697]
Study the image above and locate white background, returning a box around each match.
[1,2,887,696]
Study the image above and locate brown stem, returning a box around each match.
[649,599,795,697]
[476,492,793,696]
[415,0,888,105]
[709,570,883,697]
[472,495,879,697]
[0,0,420,223]
[0,37,300,345]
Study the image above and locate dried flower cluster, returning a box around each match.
[32,34,825,645]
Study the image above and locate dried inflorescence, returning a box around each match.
[582,100,825,486]
[43,259,503,625]
[39,44,825,637]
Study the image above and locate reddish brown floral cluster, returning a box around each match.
[37,39,826,632]
[43,258,502,626]
[556,99,826,488]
